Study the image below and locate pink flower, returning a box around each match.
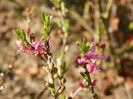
[87,62,100,73]
[100,43,106,49]
[48,37,52,47]
[26,25,30,34]
[17,40,46,56]
[85,45,106,61]
[31,42,46,54]
[78,81,84,88]
[76,44,106,66]
[88,63,95,73]
[92,79,97,86]
[76,56,88,66]
[19,45,38,55]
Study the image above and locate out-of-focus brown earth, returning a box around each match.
[0,0,133,99]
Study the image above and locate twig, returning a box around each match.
[85,66,99,99]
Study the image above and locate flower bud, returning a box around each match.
[0,86,4,92]
[67,96,72,99]
[51,67,58,74]
[100,43,106,49]
[45,82,49,87]
[62,78,66,84]
[30,33,35,43]
[53,74,58,78]
[58,85,65,94]
[92,79,97,86]
[26,25,30,34]
[48,77,53,84]
[78,81,84,88]
[25,6,30,15]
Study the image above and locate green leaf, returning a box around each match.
[62,19,69,38]
[80,72,88,81]
[42,13,52,38]
[76,39,90,54]
[61,62,68,76]
[29,7,35,15]
[128,21,133,30]
[83,3,90,18]
[16,27,27,43]
[48,83,56,96]
[61,93,65,99]
[61,2,66,16]
[81,42,90,54]
[51,87,56,96]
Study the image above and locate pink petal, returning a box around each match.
[89,45,96,54]
[22,46,38,55]
[31,42,45,53]
[76,56,88,65]
[78,81,84,88]
[96,55,107,61]
[88,62,101,73]
[48,37,52,47]
[92,79,97,86]
[88,63,95,73]
[26,25,30,34]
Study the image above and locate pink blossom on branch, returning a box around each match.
[31,42,46,54]
[92,79,97,86]
[87,62,101,73]
[85,45,106,61]
[76,56,88,66]
[76,45,106,68]
[16,40,46,56]
[78,81,84,88]
[26,24,30,34]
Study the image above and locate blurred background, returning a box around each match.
[0,0,133,99]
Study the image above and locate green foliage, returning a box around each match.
[48,83,56,96]
[62,19,69,38]
[60,62,68,76]
[61,93,65,99]
[80,71,91,86]
[50,0,67,16]
[92,93,99,99]
[80,72,88,81]
[77,39,90,55]
[97,23,102,42]
[29,7,35,15]
[83,3,90,17]
[16,27,28,43]
[42,13,52,38]
[59,53,68,76]
[128,21,133,30]
[60,1,66,16]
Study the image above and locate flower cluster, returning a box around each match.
[76,42,107,98]
[16,13,52,60]
[16,33,48,58]
[78,79,97,88]
[76,44,106,73]
[16,13,69,99]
